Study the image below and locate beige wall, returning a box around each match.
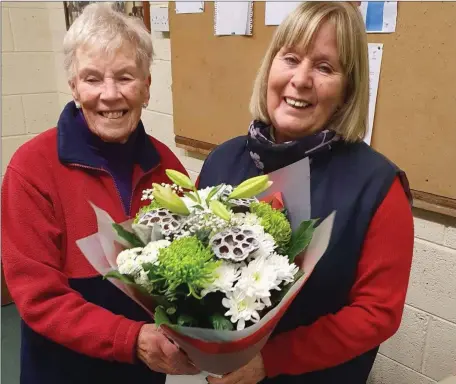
[1,1,64,176]
[368,209,456,384]
[2,2,455,383]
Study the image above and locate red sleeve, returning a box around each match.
[1,166,143,364]
[261,177,414,377]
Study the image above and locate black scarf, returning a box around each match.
[246,120,340,173]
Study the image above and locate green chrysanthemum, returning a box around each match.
[250,202,292,252]
[152,236,221,300]
[134,200,163,224]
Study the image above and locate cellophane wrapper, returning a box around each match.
[76,157,335,375]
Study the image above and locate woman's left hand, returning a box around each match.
[207,354,266,384]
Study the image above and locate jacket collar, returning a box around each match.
[57,101,160,172]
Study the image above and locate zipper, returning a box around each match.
[69,162,161,218]
[68,163,127,217]
[128,164,160,216]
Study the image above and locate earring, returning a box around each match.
[142,103,148,109]
[74,101,81,109]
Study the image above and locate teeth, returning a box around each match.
[101,111,124,119]
[285,98,308,108]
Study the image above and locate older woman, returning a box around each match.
[199,3,414,384]
[1,4,199,384]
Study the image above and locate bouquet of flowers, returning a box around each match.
[77,158,335,375]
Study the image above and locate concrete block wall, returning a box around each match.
[1,2,64,176]
[2,2,455,383]
[368,211,456,384]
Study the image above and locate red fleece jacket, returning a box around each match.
[1,128,188,363]
[261,177,414,376]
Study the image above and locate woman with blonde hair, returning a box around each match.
[2,3,199,383]
[199,2,414,383]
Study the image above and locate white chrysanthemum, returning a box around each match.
[116,247,143,267]
[268,253,299,285]
[235,255,280,301]
[256,232,276,258]
[222,288,265,331]
[143,239,170,256]
[135,254,157,266]
[240,225,276,259]
[118,258,142,276]
[134,269,154,291]
[245,224,265,236]
[201,262,240,297]
[232,212,261,226]
[135,239,170,266]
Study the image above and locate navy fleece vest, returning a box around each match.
[198,136,403,384]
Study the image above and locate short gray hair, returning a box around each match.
[63,3,153,80]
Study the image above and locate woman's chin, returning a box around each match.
[97,129,131,144]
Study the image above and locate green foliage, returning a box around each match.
[177,314,198,327]
[154,306,171,327]
[250,202,292,252]
[209,313,234,330]
[184,192,199,203]
[287,219,318,262]
[104,270,136,284]
[112,224,145,247]
[194,228,213,246]
[205,185,223,205]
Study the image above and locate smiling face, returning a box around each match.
[266,21,346,143]
[69,45,151,143]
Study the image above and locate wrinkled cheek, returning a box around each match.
[77,85,99,105]
[266,87,281,115]
[129,108,143,130]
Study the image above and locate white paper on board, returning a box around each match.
[175,1,204,14]
[264,1,303,26]
[214,1,253,36]
[364,43,383,145]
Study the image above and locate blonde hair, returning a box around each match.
[250,2,369,142]
[63,3,153,80]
